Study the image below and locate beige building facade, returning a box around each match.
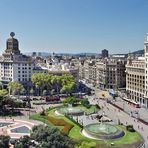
[80,58,126,89]
[126,56,145,106]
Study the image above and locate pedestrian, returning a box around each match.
[138,125,139,129]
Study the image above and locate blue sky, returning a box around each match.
[0,0,148,54]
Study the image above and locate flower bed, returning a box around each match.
[47,116,74,135]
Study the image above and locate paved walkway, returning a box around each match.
[88,95,148,146]
[0,118,37,139]
[114,96,148,123]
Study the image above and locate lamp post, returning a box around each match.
[123,101,125,111]
[101,111,105,124]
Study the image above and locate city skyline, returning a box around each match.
[0,0,148,54]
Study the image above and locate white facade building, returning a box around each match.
[0,32,34,86]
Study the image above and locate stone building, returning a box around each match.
[0,32,34,87]
[126,56,145,106]
[79,58,126,89]
[144,33,148,107]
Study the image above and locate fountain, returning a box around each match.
[56,105,84,116]
[82,111,125,140]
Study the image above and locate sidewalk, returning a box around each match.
[96,89,148,125]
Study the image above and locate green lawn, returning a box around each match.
[30,107,144,147]
[107,126,144,145]
[47,109,98,141]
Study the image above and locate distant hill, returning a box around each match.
[131,49,144,55]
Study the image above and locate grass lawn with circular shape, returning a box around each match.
[30,107,144,147]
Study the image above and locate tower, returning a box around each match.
[102,49,108,58]
[5,32,20,55]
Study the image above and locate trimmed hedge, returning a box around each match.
[47,116,74,135]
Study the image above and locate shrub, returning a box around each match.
[80,99,91,109]
[47,116,74,135]
[81,100,89,105]
[63,97,80,105]
[126,125,135,132]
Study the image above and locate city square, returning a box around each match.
[1,1,148,148]
[0,32,147,147]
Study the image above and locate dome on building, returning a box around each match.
[5,32,20,55]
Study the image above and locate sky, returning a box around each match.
[0,0,148,54]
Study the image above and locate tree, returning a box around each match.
[31,74,76,96]
[14,135,30,148]
[51,75,62,95]
[60,75,76,96]
[30,88,34,96]
[0,135,10,148]
[8,82,24,96]
[32,74,47,95]
[63,97,80,105]
[0,89,8,97]
[31,125,75,148]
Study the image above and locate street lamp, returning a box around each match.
[123,101,125,111]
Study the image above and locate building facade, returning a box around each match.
[79,58,126,89]
[144,33,148,107]
[0,32,34,86]
[33,56,79,80]
[96,61,106,89]
[126,56,145,106]
[102,49,108,58]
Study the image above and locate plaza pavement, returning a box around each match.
[0,118,36,139]
[1,91,148,147]
[113,97,148,123]
[89,92,148,147]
